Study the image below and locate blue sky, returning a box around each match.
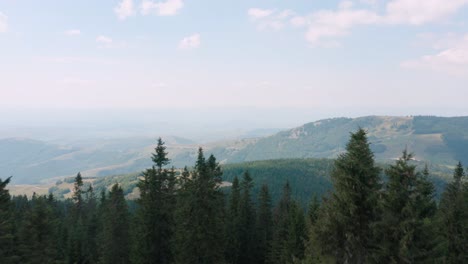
[1,0,468,116]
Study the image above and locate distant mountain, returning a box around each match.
[0,136,195,184]
[3,115,468,184]
[194,116,468,166]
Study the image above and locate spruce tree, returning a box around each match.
[237,171,256,264]
[316,128,381,263]
[173,148,225,264]
[17,194,59,263]
[411,165,439,262]
[132,138,176,264]
[438,162,468,263]
[225,176,241,263]
[100,184,130,264]
[0,177,14,263]
[67,172,87,264]
[375,150,438,263]
[256,184,273,264]
[269,181,306,264]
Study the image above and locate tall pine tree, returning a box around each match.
[100,184,130,264]
[237,171,256,264]
[174,148,225,264]
[0,177,14,263]
[375,150,438,263]
[132,138,177,264]
[438,162,468,263]
[255,184,273,264]
[316,128,381,263]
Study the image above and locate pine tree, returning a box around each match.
[225,176,241,263]
[173,148,226,264]
[375,150,438,263]
[256,184,273,264]
[411,165,439,262]
[17,194,59,263]
[132,138,177,264]
[237,171,256,264]
[66,172,87,264]
[0,177,14,263]
[269,181,306,264]
[315,128,381,263]
[100,184,130,264]
[303,196,329,264]
[83,185,99,263]
[72,172,84,215]
[438,162,468,263]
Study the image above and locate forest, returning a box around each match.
[0,129,467,264]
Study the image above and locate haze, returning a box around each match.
[1,0,468,141]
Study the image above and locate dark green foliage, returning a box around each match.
[132,138,176,264]
[438,162,468,263]
[222,158,334,206]
[17,194,59,263]
[0,177,14,263]
[374,151,438,263]
[1,135,465,264]
[315,128,382,263]
[225,176,241,263]
[237,171,256,264]
[173,148,226,264]
[100,184,130,264]
[268,182,307,264]
[255,184,273,264]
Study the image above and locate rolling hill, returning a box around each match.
[3,115,468,184]
[198,116,468,166]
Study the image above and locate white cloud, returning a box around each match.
[65,29,81,36]
[248,9,294,31]
[96,35,115,48]
[96,35,113,44]
[306,8,381,45]
[339,0,354,9]
[178,33,200,50]
[0,12,8,33]
[114,0,135,20]
[249,0,468,46]
[141,0,184,16]
[248,8,274,19]
[290,16,307,27]
[402,34,468,75]
[386,0,468,25]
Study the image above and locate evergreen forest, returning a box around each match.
[1,130,467,264]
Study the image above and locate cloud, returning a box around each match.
[248,8,297,31]
[114,0,135,20]
[96,35,113,44]
[402,34,468,75]
[0,12,8,33]
[306,8,381,46]
[178,33,200,50]
[385,0,468,25]
[249,0,468,46]
[248,8,274,19]
[96,35,114,48]
[141,0,184,16]
[65,29,81,36]
[290,16,307,27]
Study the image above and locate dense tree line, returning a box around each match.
[0,132,467,263]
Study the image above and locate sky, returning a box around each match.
[1,0,468,119]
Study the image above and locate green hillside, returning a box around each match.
[205,116,468,166]
[45,158,450,206]
[3,116,468,184]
